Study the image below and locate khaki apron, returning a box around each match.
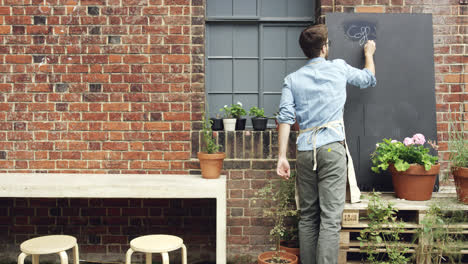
[295,119,361,207]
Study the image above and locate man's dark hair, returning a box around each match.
[299,24,328,59]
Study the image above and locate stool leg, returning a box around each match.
[17,253,28,264]
[181,244,187,264]
[73,244,80,264]
[145,253,152,264]
[32,255,39,264]
[161,252,169,264]
[125,248,134,264]
[58,251,68,264]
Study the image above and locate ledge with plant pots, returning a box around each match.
[211,102,300,133]
[219,102,248,131]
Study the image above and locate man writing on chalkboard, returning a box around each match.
[276,24,376,264]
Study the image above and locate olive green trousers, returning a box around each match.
[296,141,347,264]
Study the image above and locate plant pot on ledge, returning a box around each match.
[235,118,246,130]
[197,152,226,179]
[389,163,440,201]
[223,118,236,131]
[210,118,223,131]
[452,166,468,204]
[251,117,268,131]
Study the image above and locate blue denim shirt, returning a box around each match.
[277,57,377,151]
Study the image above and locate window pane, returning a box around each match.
[263,60,286,93]
[263,27,286,58]
[260,0,286,17]
[207,59,232,93]
[234,25,258,57]
[287,0,314,17]
[208,24,233,57]
[233,94,259,116]
[264,94,281,118]
[209,94,233,118]
[207,0,232,17]
[287,27,306,57]
[233,0,257,16]
[234,60,258,93]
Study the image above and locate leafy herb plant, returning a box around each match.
[249,106,266,118]
[220,102,246,118]
[201,115,220,154]
[448,114,468,168]
[415,202,467,264]
[357,192,410,264]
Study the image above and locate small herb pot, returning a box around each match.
[235,118,246,130]
[223,118,236,131]
[210,118,224,131]
[251,117,268,131]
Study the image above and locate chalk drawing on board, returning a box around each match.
[344,21,377,46]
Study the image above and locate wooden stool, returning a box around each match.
[126,235,187,264]
[18,235,79,264]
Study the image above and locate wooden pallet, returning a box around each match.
[339,193,468,264]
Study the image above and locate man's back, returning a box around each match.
[278,57,376,151]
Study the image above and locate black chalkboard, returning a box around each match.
[326,13,438,192]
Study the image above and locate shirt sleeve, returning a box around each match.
[277,75,296,125]
[337,59,377,89]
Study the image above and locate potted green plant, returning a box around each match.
[220,102,247,131]
[249,106,268,131]
[371,133,439,201]
[448,116,468,204]
[255,174,299,264]
[197,115,225,179]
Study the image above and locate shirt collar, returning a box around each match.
[307,57,326,65]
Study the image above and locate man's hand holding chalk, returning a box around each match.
[364,40,376,76]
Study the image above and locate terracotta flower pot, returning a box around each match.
[452,166,468,205]
[258,251,298,264]
[280,240,300,261]
[389,163,440,201]
[197,152,225,179]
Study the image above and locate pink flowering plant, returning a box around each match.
[371,133,438,172]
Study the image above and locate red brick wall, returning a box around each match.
[0,0,198,174]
